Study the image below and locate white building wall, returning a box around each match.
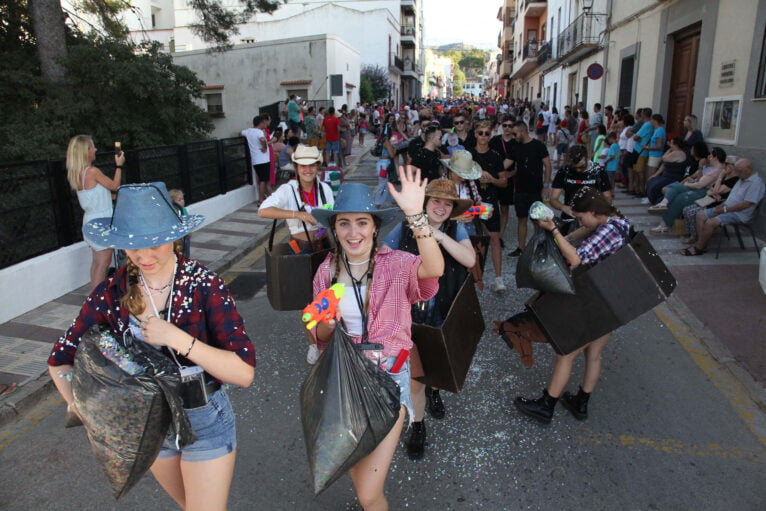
[172,35,360,138]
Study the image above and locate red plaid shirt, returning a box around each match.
[576,218,631,266]
[48,257,255,371]
[312,245,439,357]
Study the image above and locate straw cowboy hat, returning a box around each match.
[311,182,399,229]
[291,145,323,165]
[424,179,473,218]
[443,150,482,180]
[84,182,204,250]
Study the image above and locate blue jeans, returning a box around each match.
[381,357,414,424]
[646,175,679,204]
[662,186,707,226]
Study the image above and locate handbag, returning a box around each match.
[694,195,716,208]
[265,183,331,310]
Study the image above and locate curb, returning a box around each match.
[0,221,280,429]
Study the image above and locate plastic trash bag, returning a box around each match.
[71,325,195,499]
[516,228,575,294]
[300,327,401,495]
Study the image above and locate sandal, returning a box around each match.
[680,247,706,256]
[650,225,669,234]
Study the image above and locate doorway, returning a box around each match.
[667,25,701,135]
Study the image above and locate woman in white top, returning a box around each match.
[66,135,124,291]
[258,145,335,247]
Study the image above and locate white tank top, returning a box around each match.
[76,166,113,224]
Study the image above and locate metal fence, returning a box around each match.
[0,137,252,270]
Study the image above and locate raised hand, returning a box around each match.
[388,165,427,216]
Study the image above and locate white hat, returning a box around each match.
[291,145,323,165]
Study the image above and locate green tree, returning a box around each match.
[0,2,212,163]
[453,67,466,97]
[359,73,375,104]
[361,64,391,102]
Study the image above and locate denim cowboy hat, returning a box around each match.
[311,182,399,229]
[83,182,205,250]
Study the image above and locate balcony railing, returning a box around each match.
[522,39,538,60]
[537,40,552,65]
[401,25,416,36]
[404,59,419,74]
[390,53,404,72]
[557,12,607,60]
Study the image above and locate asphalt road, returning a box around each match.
[1,153,764,510]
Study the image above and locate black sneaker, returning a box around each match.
[406,421,427,460]
[508,247,523,257]
[426,386,446,419]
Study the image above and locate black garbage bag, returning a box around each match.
[71,325,195,499]
[516,228,575,294]
[300,327,401,495]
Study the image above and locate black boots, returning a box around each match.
[514,389,558,424]
[561,386,590,420]
[426,386,445,419]
[406,421,427,460]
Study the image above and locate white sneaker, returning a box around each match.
[493,277,506,291]
[640,198,650,204]
[306,344,320,365]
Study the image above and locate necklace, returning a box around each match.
[347,258,370,266]
[139,273,173,294]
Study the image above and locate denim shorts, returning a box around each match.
[381,357,414,424]
[325,140,340,153]
[157,389,236,462]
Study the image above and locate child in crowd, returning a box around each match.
[358,114,368,146]
[169,189,191,258]
[602,132,621,188]
[556,120,572,167]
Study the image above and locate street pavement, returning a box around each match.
[1,144,765,510]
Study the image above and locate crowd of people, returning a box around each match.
[51,92,764,510]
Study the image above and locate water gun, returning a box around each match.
[462,205,493,218]
[302,283,346,330]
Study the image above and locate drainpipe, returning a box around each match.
[600,0,613,105]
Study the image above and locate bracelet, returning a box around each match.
[183,337,196,357]
[405,211,426,219]
[115,167,122,170]
[414,228,433,239]
[551,228,559,236]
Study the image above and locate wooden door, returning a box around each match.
[667,26,700,135]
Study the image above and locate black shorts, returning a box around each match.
[623,150,639,169]
[514,191,543,218]
[481,201,501,233]
[497,181,515,206]
[535,127,546,136]
[253,163,270,183]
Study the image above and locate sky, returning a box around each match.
[422,0,502,50]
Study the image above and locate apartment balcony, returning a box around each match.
[401,0,416,16]
[402,58,419,79]
[523,0,547,18]
[401,25,416,47]
[499,60,512,79]
[557,12,607,64]
[536,40,559,73]
[510,40,539,80]
[389,53,404,73]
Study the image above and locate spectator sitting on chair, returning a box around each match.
[279,136,300,172]
[681,158,765,256]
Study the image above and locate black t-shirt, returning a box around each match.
[510,139,549,193]
[410,145,444,182]
[407,136,425,158]
[470,147,505,203]
[460,130,477,151]
[552,162,612,219]
[489,135,516,161]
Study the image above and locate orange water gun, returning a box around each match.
[463,205,493,217]
[302,283,346,330]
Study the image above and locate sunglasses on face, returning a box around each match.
[454,120,465,124]
[476,131,492,136]
[502,123,513,128]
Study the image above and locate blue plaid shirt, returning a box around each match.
[48,257,255,372]
[576,218,631,266]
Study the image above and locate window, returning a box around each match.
[618,56,635,108]
[756,27,766,98]
[205,93,224,117]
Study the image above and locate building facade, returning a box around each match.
[123,0,423,105]
[173,34,360,138]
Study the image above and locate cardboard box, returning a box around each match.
[266,243,330,311]
[411,276,485,393]
[526,232,676,355]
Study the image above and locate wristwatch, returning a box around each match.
[723,205,728,213]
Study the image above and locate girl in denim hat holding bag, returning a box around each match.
[48,182,255,510]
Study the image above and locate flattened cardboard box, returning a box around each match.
[266,244,330,311]
[411,276,485,393]
[527,232,676,355]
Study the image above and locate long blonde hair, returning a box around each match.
[66,134,94,191]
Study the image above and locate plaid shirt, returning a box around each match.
[576,217,631,266]
[312,245,439,358]
[48,257,255,372]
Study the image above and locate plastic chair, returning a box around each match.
[715,201,762,259]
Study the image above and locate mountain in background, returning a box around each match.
[432,42,478,51]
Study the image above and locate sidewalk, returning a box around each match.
[611,187,766,404]
[0,138,373,426]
